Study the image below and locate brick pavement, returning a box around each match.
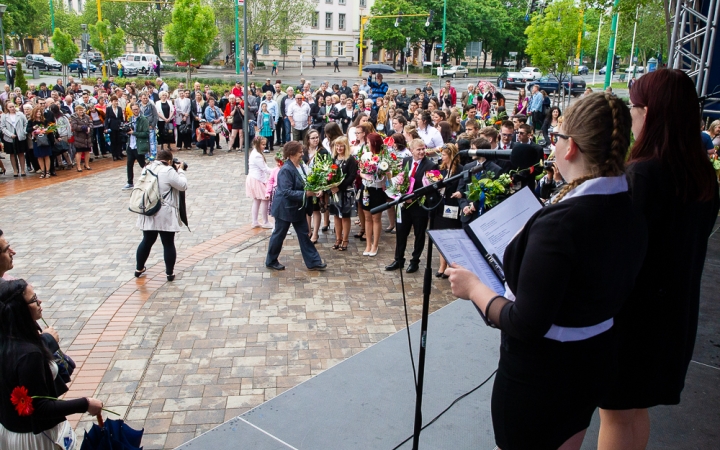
[0,147,457,449]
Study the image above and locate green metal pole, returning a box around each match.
[604,0,620,89]
[440,0,446,87]
[49,0,55,35]
[234,0,240,75]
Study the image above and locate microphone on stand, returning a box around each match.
[459,144,540,170]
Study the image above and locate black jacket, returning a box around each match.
[456,159,503,224]
[400,156,439,218]
[336,108,357,134]
[190,100,206,125]
[105,105,124,131]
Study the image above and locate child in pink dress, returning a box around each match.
[264,152,285,230]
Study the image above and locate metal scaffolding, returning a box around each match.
[669,0,720,113]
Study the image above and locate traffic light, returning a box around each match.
[441,52,449,65]
[298,46,302,53]
[231,41,236,54]
[530,0,538,12]
[426,10,434,27]
[613,55,620,71]
[86,44,92,52]
[395,11,403,28]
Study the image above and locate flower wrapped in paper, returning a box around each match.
[305,154,345,202]
[385,161,412,200]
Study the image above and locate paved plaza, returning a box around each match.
[0,149,456,448]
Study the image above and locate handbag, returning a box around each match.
[54,349,76,383]
[36,133,50,147]
[178,122,189,134]
[165,122,174,132]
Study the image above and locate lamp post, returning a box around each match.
[81,23,89,82]
[0,4,8,87]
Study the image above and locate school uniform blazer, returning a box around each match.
[401,156,439,218]
[270,162,308,223]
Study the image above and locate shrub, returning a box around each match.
[14,62,28,93]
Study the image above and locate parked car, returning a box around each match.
[0,55,17,66]
[519,67,542,80]
[599,65,607,75]
[122,53,164,74]
[79,52,103,63]
[504,67,543,89]
[526,75,587,97]
[577,65,589,75]
[25,54,62,71]
[118,59,140,76]
[68,60,97,73]
[441,65,468,78]
[175,60,202,69]
[503,60,517,67]
[624,65,645,73]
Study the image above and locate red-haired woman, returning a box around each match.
[598,69,720,449]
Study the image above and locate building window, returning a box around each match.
[311,11,319,28]
[359,0,366,7]
[262,42,269,55]
[325,41,332,57]
[311,41,318,56]
[325,13,332,29]
[339,0,345,4]
[78,0,83,12]
[339,13,345,30]
[326,0,332,3]
[338,41,344,56]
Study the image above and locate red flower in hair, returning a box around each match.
[383,136,395,147]
[10,386,34,416]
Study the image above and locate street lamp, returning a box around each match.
[0,4,8,87]
[81,24,89,81]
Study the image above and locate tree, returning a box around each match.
[3,0,41,53]
[164,0,218,84]
[51,28,79,85]
[211,0,312,65]
[525,0,583,101]
[364,0,426,68]
[14,62,28,93]
[89,20,126,62]
[80,1,172,58]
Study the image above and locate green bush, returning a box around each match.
[257,61,265,67]
[11,50,26,57]
[14,62,28,93]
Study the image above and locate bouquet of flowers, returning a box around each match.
[422,170,444,186]
[386,161,412,200]
[305,154,344,194]
[32,123,58,136]
[710,149,720,180]
[465,172,513,212]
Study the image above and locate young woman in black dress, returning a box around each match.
[597,70,720,450]
[446,93,648,450]
[328,137,357,251]
[433,143,462,278]
[360,133,388,257]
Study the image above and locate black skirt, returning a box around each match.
[2,139,21,154]
[157,121,175,144]
[361,186,386,212]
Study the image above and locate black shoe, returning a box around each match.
[266,262,285,271]
[167,274,175,282]
[209,150,214,156]
[216,146,222,150]
[435,271,443,278]
[406,262,420,273]
[385,260,404,271]
[308,263,327,271]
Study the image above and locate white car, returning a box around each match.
[624,65,645,73]
[442,65,469,78]
[519,67,542,80]
[503,60,517,67]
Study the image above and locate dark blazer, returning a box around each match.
[457,159,503,224]
[105,105,124,131]
[336,108,356,134]
[401,156,439,218]
[190,100,206,125]
[271,162,309,222]
[53,84,66,95]
[335,156,358,192]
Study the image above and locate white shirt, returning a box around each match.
[417,125,444,149]
[287,101,311,130]
[248,150,271,183]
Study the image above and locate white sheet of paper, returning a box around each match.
[467,187,542,265]
[428,229,505,294]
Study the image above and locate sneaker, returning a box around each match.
[263,149,270,153]
[122,184,134,191]
[261,223,273,229]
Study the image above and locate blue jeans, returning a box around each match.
[283,118,292,143]
[149,128,157,159]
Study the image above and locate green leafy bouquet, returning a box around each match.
[465,172,513,212]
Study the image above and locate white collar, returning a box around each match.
[557,175,628,203]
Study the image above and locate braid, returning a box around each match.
[551,174,596,204]
[600,93,631,176]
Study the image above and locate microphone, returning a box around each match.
[459,149,513,159]
[459,144,540,170]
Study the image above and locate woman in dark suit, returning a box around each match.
[104,95,125,160]
[446,93,648,450]
[597,70,720,449]
[336,98,357,134]
[265,142,326,271]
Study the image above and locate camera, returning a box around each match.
[544,159,555,171]
[173,158,188,171]
[119,122,132,133]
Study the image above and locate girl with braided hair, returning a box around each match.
[598,69,720,450]
[0,279,104,448]
[446,92,648,450]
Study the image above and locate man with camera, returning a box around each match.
[196,119,217,156]
[122,104,150,191]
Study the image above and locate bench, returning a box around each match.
[618,73,626,82]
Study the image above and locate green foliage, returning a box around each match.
[525,0,583,78]
[365,0,426,60]
[164,0,218,84]
[51,28,79,85]
[210,0,312,64]
[89,20,126,62]
[80,1,172,58]
[14,62,28,94]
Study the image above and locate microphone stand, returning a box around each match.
[371,165,481,449]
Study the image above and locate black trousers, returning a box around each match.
[136,230,177,275]
[266,217,322,268]
[126,148,146,185]
[394,210,429,263]
[275,120,284,145]
[197,139,215,152]
[177,130,192,149]
[110,130,123,159]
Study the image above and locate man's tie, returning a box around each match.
[408,161,419,194]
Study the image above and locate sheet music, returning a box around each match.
[467,187,542,265]
[427,229,505,294]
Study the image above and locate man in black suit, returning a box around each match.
[53,78,65,96]
[386,139,439,274]
[512,124,544,162]
[7,66,16,90]
[265,142,326,271]
[456,138,503,228]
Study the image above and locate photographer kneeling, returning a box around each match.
[134,149,188,282]
[123,103,149,191]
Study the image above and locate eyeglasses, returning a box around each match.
[517,131,528,136]
[500,133,513,137]
[549,132,571,145]
[27,294,39,305]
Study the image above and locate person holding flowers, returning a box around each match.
[0,279,104,448]
[433,144,463,278]
[27,107,55,179]
[359,133,392,257]
[302,129,331,244]
[328,137,357,251]
[246,136,273,228]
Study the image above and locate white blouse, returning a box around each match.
[248,150,271,183]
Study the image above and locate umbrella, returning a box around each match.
[362,64,396,74]
[80,415,144,450]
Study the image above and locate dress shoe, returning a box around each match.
[406,261,420,273]
[385,260,404,271]
[308,263,327,271]
[266,262,285,271]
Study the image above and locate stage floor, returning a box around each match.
[179,221,720,449]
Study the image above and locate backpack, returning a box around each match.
[128,166,167,216]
